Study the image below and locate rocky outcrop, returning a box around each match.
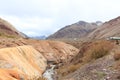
[0,38,79,64]
[0,45,47,79]
[26,39,79,63]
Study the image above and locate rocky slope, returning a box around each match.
[63,44,120,80]
[0,38,79,64]
[0,68,26,80]
[0,45,47,79]
[0,18,24,38]
[0,38,79,79]
[64,53,117,80]
[56,40,120,80]
[25,39,79,64]
[47,21,100,39]
[88,16,120,39]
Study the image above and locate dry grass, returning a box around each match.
[114,52,120,60]
[113,47,120,61]
[0,32,15,38]
[29,77,47,80]
[57,63,82,77]
[49,38,84,49]
[113,47,120,70]
[82,40,113,62]
[56,40,114,79]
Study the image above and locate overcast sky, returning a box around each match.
[0,0,120,36]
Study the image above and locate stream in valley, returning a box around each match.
[43,65,56,80]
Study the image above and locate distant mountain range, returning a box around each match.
[47,21,102,39]
[29,35,46,40]
[1,15,120,41]
[47,16,120,40]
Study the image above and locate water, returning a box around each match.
[43,65,56,80]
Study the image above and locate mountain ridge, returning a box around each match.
[88,16,120,39]
[0,18,25,38]
[47,21,101,39]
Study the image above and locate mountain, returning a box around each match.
[0,18,24,38]
[88,16,120,39]
[93,21,103,26]
[47,21,101,39]
[29,35,46,40]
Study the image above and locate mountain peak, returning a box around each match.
[76,21,88,25]
[47,21,98,39]
[95,21,103,26]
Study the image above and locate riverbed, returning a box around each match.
[43,65,56,80]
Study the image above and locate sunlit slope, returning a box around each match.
[0,45,47,79]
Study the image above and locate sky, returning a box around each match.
[0,0,120,36]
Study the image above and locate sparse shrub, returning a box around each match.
[117,75,120,79]
[83,40,113,62]
[94,71,106,78]
[59,64,80,77]
[0,32,15,38]
[5,35,15,38]
[56,40,114,80]
[6,44,11,47]
[68,64,81,73]
[57,63,82,77]
[114,52,120,60]
[91,47,109,59]
[0,32,4,36]
[29,76,47,80]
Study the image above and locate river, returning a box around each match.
[43,65,56,80]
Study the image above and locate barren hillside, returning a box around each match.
[0,18,24,38]
[88,16,120,39]
[56,40,120,80]
[47,21,100,39]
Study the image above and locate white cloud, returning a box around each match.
[0,15,54,36]
[0,0,120,36]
